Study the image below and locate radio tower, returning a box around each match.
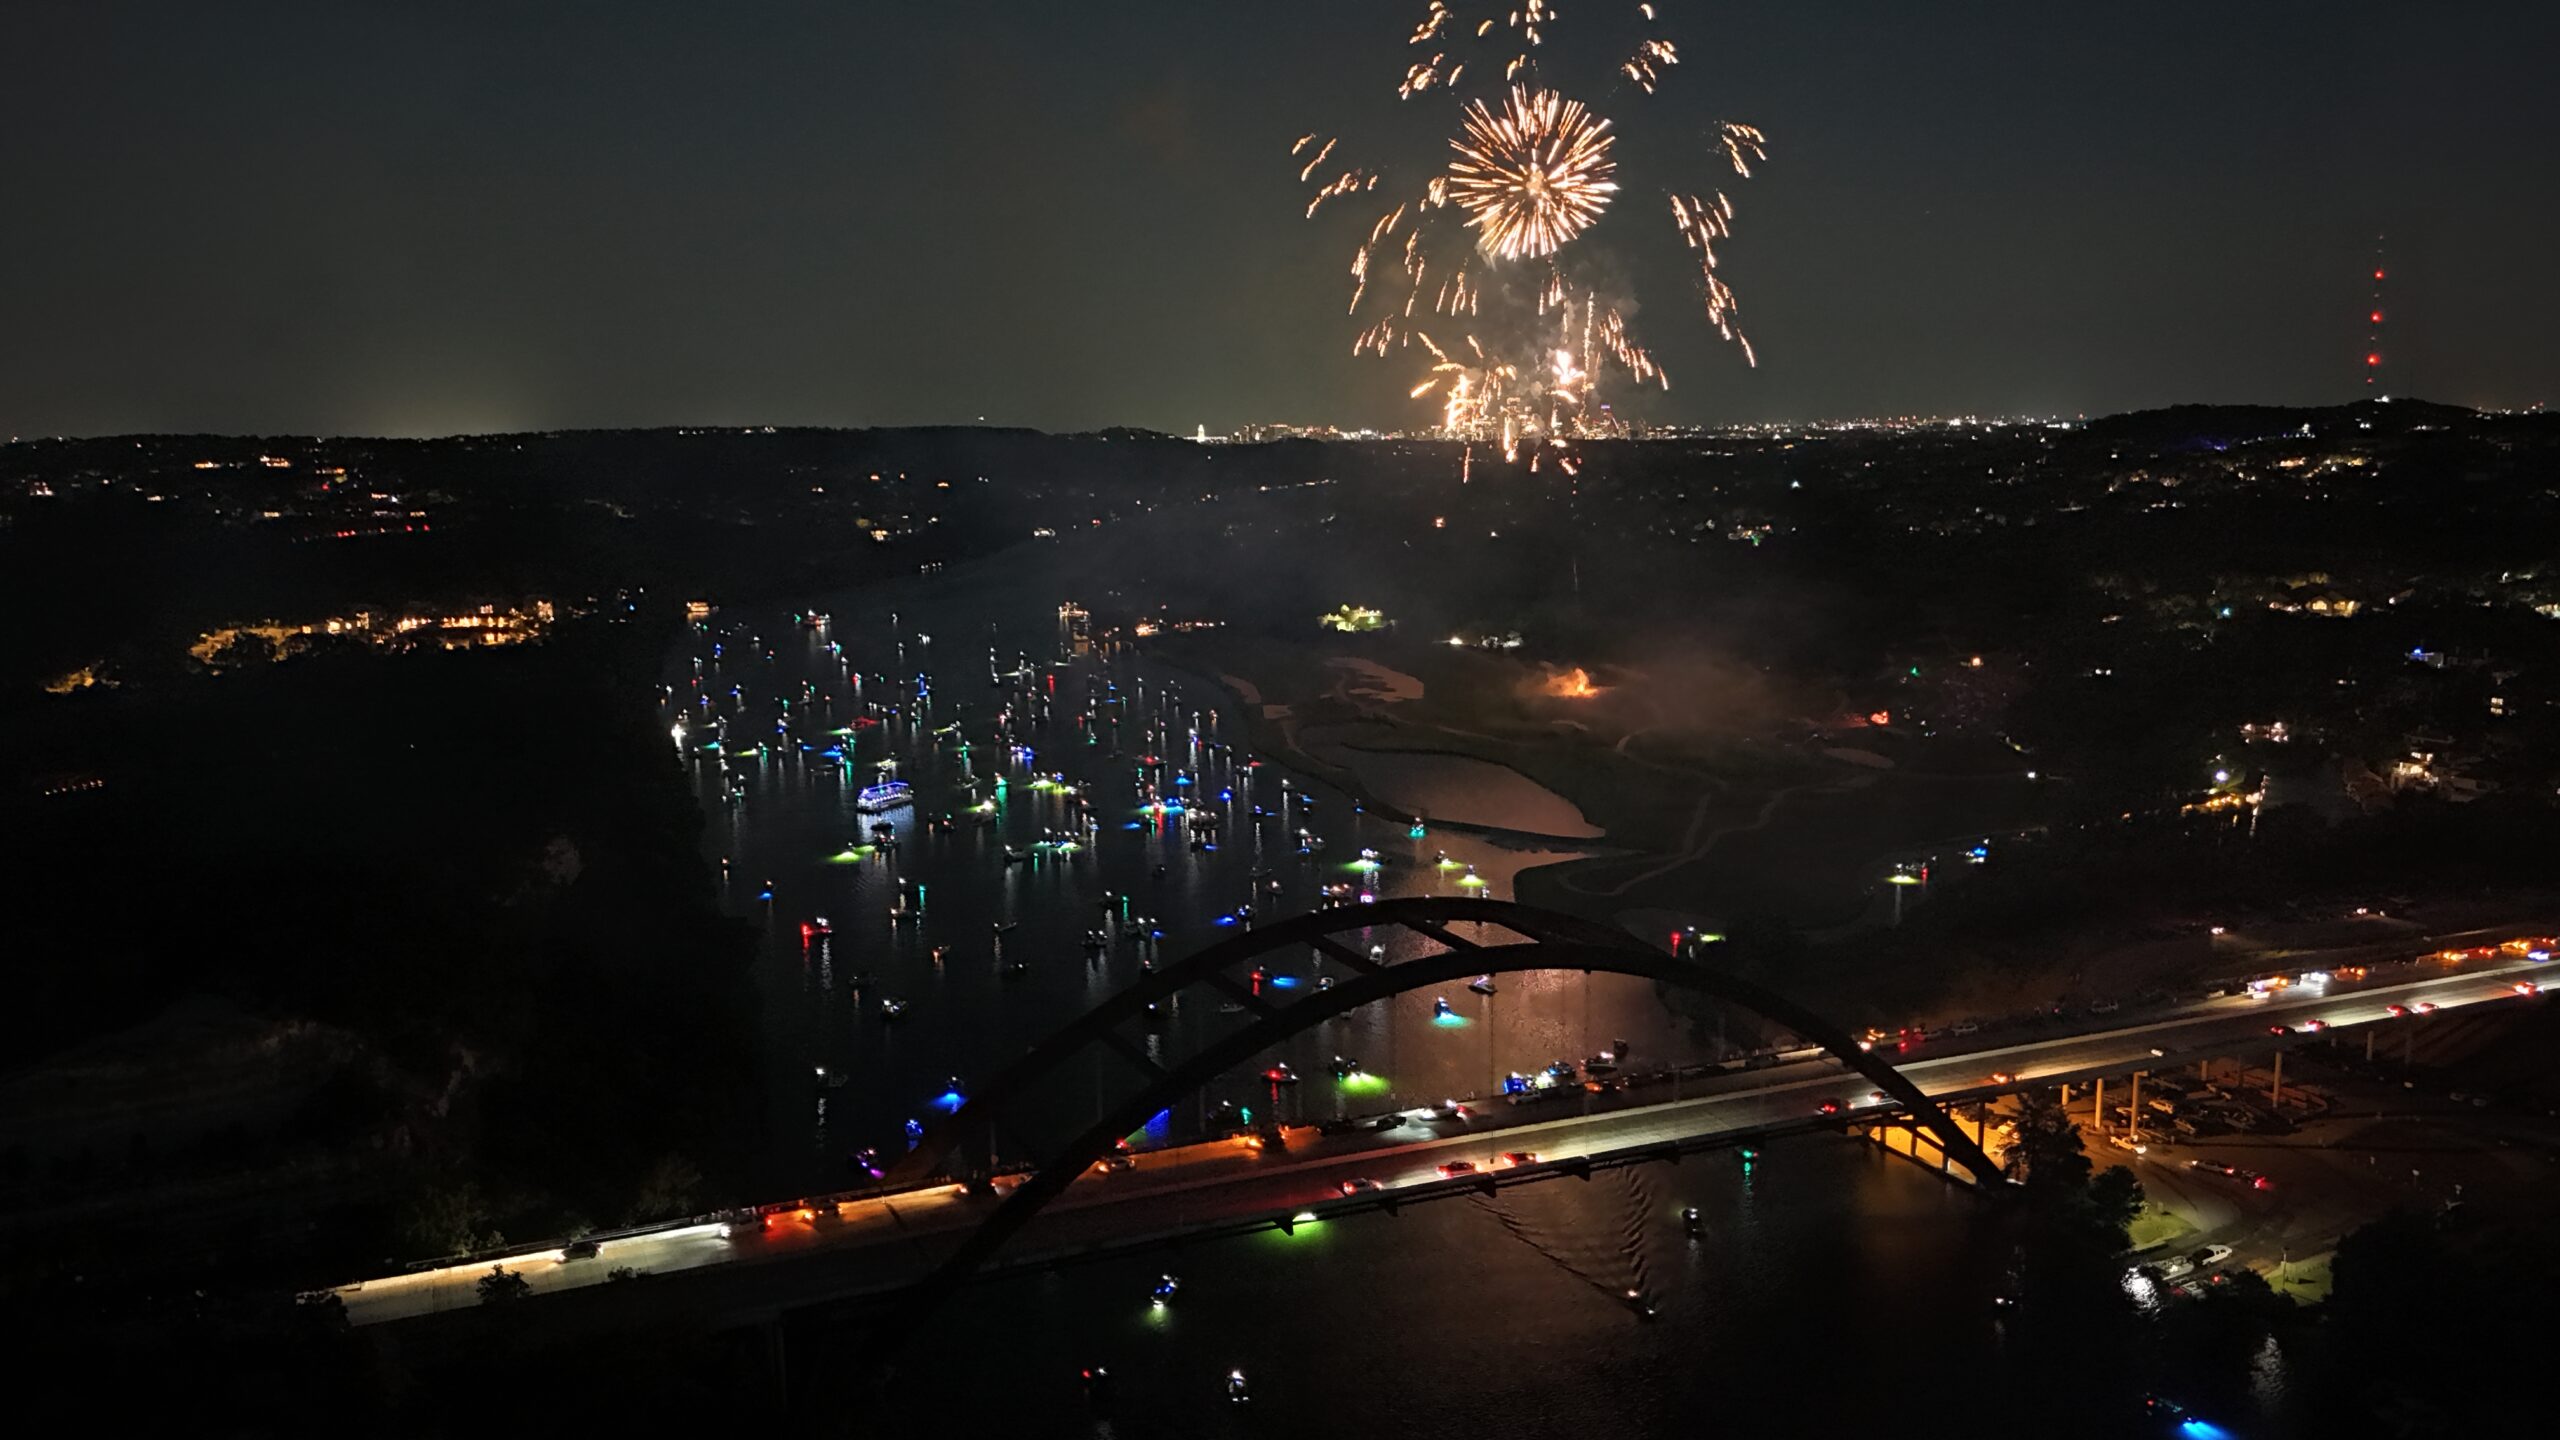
[2364,235,2387,395]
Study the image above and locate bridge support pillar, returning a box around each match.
[2128,1072,2143,1146]
[2092,1076,2105,1135]
[1869,1117,1973,1187]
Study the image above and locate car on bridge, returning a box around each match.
[1816,1098,1844,1117]
[1497,1151,1540,1167]
[1986,1071,2016,1085]
[1436,1160,1479,1179]
[1338,1177,1383,1196]
[2188,1159,2274,1191]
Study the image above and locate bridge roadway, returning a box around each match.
[333,947,2551,1331]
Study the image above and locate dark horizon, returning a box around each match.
[6,1,2557,440]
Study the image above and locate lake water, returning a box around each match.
[845,1133,2038,1438]
[661,597,1683,1199]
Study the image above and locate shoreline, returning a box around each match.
[1153,653,1625,859]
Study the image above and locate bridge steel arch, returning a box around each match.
[882,900,2003,1323]
[886,897,1638,1187]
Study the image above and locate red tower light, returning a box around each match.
[2373,269,2386,280]
[2367,353,2382,367]
[2369,310,2384,324]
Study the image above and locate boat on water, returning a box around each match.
[857,779,914,813]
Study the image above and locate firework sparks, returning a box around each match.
[1447,86,1617,261]
[1623,36,1679,92]
[1304,167,1374,220]
[1718,121,1767,179]
[1296,2,1770,447]
[1297,136,1338,183]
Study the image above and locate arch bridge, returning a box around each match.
[883,898,2001,1310]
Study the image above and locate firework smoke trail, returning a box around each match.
[1295,1,1768,448]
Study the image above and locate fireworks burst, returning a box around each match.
[1448,86,1618,262]
[1293,2,1769,455]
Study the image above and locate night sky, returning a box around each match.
[5,1,2554,438]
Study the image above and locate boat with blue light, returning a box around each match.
[857,779,914,813]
